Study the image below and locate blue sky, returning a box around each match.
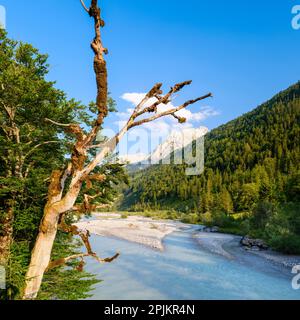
[2,0,300,155]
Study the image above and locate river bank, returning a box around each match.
[193,230,300,270]
[74,213,182,251]
[75,213,300,270]
[83,220,300,300]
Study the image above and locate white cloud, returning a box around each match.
[115,92,219,155]
[121,93,145,105]
[121,93,157,109]
[119,92,219,127]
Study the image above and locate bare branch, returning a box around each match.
[0,101,15,121]
[87,142,106,149]
[24,141,61,160]
[132,83,163,115]
[134,80,192,119]
[146,83,164,98]
[23,0,214,299]
[46,252,120,271]
[70,202,110,213]
[45,118,85,141]
[61,163,73,190]
[24,161,35,179]
[51,215,119,272]
[93,252,120,263]
[129,92,213,129]
[88,191,103,199]
[45,118,75,127]
[80,0,89,13]
[172,113,187,124]
[72,86,212,186]
[80,0,108,148]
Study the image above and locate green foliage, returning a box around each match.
[120,82,300,253]
[286,172,300,202]
[267,234,300,255]
[0,31,113,299]
[250,201,275,230]
[0,28,76,243]
[0,241,30,300]
[38,233,100,300]
[0,31,77,299]
[0,233,100,300]
[263,203,300,254]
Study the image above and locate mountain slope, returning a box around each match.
[119,127,208,166]
[150,127,208,164]
[120,82,300,214]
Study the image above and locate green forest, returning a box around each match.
[120,82,300,254]
[0,30,127,299]
[1,0,300,302]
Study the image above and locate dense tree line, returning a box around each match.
[121,82,300,253]
[0,30,126,299]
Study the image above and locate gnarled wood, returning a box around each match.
[23,0,108,299]
[23,0,212,299]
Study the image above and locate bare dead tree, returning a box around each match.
[22,0,212,299]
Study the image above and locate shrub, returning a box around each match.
[210,211,236,228]
[250,201,275,229]
[268,234,300,255]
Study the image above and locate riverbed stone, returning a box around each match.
[211,226,220,233]
[203,226,220,233]
[240,236,269,250]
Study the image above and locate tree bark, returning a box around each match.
[23,1,109,299]
[21,211,59,299]
[23,169,82,299]
[22,0,212,300]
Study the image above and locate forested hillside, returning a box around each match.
[120,82,300,253]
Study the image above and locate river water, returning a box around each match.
[84,225,300,300]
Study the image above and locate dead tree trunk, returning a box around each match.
[22,169,80,298]
[23,0,109,299]
[23,0,212,299]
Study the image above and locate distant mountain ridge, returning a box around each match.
[119,127,208,167]
[120,82,300,212]
[150,127,208,164]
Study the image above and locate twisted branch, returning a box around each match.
[129,92,213,129]
[47,215,120,271]
[49,0,211,266]
[80,0,89,13]
[47,252,120,271]
[45,118,85,141]
[134,81,192,118]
